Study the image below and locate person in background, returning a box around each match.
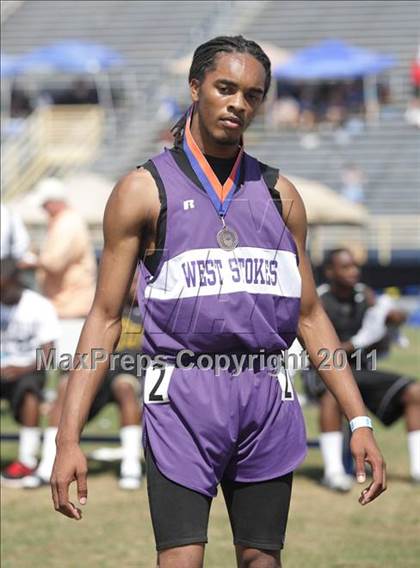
[1,257,60,487]
[1,203,30,263]
[340,163,366,204]
[24,277,144,490]
[405,47,420,128]
[10,86,33,118]
[410,47,420,100]
[303,248,420,491]
[32,177,97,359]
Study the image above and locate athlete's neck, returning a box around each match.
[190,113,239,159]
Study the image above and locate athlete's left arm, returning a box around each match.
[275,175,387,505]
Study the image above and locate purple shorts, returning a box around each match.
[143,364,307,497]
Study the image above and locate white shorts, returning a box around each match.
[56,318,85,358]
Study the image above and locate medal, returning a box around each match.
[216,218,238,251]
[183,104,243,249]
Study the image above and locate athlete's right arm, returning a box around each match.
[51,168,157,520]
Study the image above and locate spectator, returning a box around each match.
[405,48,420,128]
[272,96,300,129]
[1,204,30,262]
[54,78,99,105]
[410,47,420,100]
[302,249,420,491]
[32,177,96,358]
[10,86,33,118]
[1,257,60,487]
[24,277,144,490]
[340,163,366,204]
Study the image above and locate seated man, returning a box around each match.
[24,293,144,490]
[303,248,420,490]
[1,257,59,487]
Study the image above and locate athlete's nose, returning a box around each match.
[227,91,247,116]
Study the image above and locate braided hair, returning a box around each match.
[171,35,271,146]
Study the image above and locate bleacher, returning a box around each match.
[245,0,419,101]
[245,113,420,215]
[2,1,419,252]
[1,0,229,180]
[244,0,420,216]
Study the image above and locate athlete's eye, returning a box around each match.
[247,92,262,104]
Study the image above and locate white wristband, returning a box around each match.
[349,416,373,433]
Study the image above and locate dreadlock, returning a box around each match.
[171,35,271,146]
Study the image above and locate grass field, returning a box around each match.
[2,328,420,568]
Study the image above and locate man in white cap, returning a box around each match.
[32,177,97,327]
[22,177,96,485]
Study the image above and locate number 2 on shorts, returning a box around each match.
[144,363,174,404]
[278,367,295,401]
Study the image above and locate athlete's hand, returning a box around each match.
[350,428,387,505]
[51,442,88,520]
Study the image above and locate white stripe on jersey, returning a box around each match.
[144,247,301,301]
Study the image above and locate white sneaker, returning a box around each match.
[118,475,142,490]
[22,474,49,489]
[119,459,141,490]
[88,447,124,462]
[412,474,420,485]
[321,472,354,492]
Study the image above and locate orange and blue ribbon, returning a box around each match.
[183,105,243,217]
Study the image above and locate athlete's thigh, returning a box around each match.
[146,448,212,552]
[221,472,293,552]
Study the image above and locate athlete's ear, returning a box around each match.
[190,79,200,102]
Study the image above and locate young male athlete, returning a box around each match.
[51,37,386,568]
[303,248,420,491]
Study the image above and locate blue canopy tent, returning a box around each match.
[17,41,123,74]
[274,39,395,80]
[2,41,125,135]
[273,39,395,121]
[1,52,21,78]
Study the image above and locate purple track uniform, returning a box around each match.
[137,148,307,497]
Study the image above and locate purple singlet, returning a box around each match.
[137,149,307,496]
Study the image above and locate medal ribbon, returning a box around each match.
[183,105,244,217]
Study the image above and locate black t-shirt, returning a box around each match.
[318,282,373,368]
[318,283,370,342]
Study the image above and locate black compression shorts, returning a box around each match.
[302,368,415,426]
[146,447,293,552]
[88,350,143,420]
[1,371,46,423]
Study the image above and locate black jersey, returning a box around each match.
[317,282,370,342]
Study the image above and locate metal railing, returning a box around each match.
[1,105,104,199]
[308,215,420,265]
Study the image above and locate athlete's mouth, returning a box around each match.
[220,116,243,129]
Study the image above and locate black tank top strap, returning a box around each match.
[258,161,282,218]
[137,160,167,275]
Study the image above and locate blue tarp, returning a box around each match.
[11,41,123,75]
[274,39,395,80]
